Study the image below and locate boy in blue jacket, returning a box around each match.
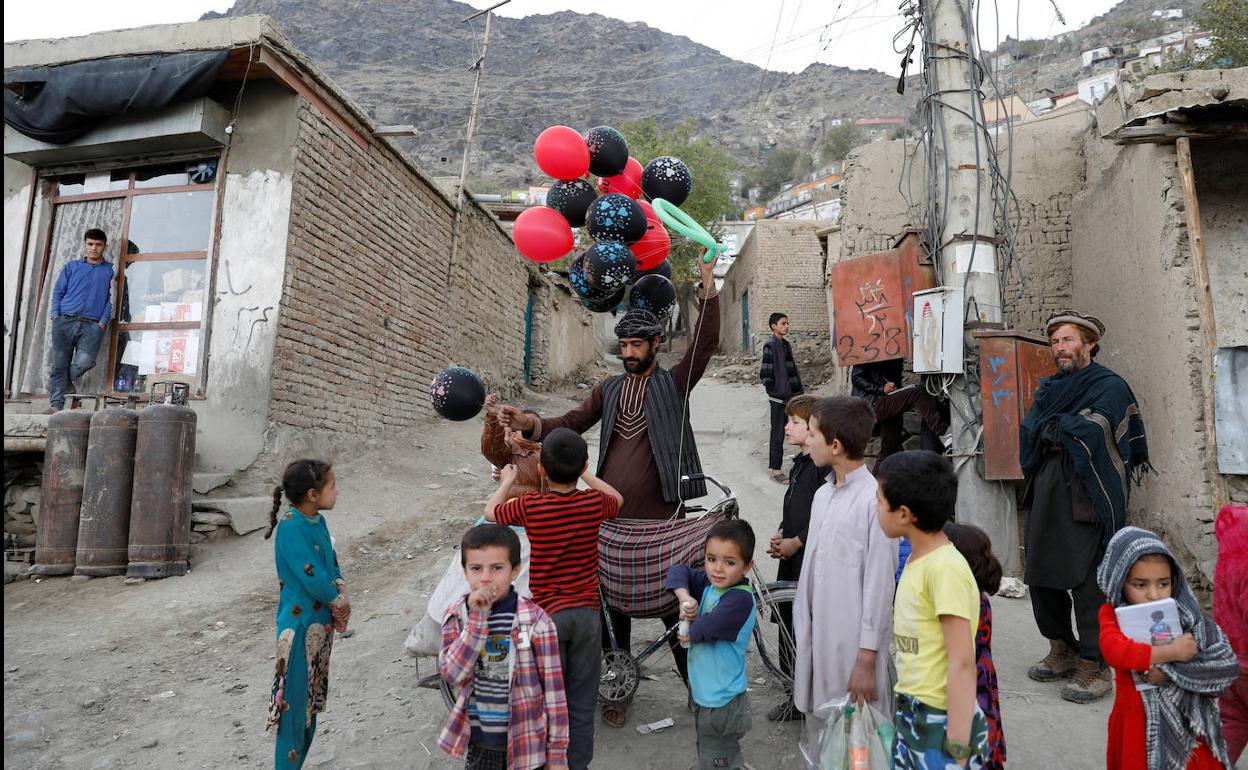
[667,519,757,770]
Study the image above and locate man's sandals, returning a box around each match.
[601,701,628,727]
[769,470,789,485]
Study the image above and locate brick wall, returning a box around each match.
[1003,193,1074,334]
[269,104,528,437]
[719,220,832,360]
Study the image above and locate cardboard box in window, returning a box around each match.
[160,302,194,322]
[162,268,200,294]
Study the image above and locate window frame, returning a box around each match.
[30,153,225,399]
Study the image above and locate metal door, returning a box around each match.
[741,289,750,352]
[523,287,535,386]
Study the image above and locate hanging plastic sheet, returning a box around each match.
[4,50,229,144]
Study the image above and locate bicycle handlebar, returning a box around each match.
[681,473,732,500]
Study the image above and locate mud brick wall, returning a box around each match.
[1072,137,1225,586]
[270,103,527,436]
[1002,192,1075,335]
[719,220,832,359]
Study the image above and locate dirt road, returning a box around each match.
[4,373,1109,769]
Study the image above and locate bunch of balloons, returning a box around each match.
[512,123,699,321]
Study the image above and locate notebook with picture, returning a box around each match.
[1114,597,1181,692]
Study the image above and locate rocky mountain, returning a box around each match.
[205,0,1207,192]
[206,0,913,190]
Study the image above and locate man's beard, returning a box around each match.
[1053,354,1080,377]
[622,350,656,374]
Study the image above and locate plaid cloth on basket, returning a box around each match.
[597,501,738,619]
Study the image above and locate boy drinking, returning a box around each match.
[485,428,622,770]
[760,312,803,483]
[875,450,986,769]
[667,519,758,770]
[765,394,825,721]
[438,524,569,770]
[793,397,898,719]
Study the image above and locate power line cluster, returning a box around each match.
[894,0,1025,423]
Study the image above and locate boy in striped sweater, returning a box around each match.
[485,428,623,770]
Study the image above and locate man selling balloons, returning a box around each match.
[428,122,724,734]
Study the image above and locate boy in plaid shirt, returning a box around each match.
[439,524,569,770]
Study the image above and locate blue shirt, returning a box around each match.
[51,258,114,324]
[665,565,756,708]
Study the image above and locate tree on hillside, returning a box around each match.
[819,122,864,164]
[619,118,737,288]
[618,119,737,336]
[1194,0,1248,68]
[743,147,812,202]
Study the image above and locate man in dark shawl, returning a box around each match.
[499,256,719,729]
[1019,310,1152,704]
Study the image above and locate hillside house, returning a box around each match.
[1078,70,1120,105]
[2,16,596,490]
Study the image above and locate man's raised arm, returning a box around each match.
[673,253,721,392]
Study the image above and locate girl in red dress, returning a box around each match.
[1096,527,1238,770]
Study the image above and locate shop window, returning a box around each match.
[18,156,219,400]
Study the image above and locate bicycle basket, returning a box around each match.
[597,499,738,618]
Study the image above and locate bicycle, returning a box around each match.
[436,471,797,710]
[597,472,797,705]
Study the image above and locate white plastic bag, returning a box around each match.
[404,524,532,657]
[800,696,893,770]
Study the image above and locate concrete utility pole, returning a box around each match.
[446,0,511,284]
[927,0,1020,573]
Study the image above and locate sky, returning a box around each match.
[3,0,1127,76]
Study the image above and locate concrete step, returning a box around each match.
[192,472,233,495]
[190,496,271,536]
[4,413,49,438]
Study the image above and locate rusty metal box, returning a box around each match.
[975,330,1057,480]
[830,232,936,366]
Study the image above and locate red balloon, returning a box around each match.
[534,126,590,181]
[513,207,574,263]
[636,199,656,219]
[598,156,643,199]
[630,217,671,271]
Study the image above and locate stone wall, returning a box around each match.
[528,272,598,389]
[719,220,833,362]
[268,103,529,443]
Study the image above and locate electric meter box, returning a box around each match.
[912,287,965,374]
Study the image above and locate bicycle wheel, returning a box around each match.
[439,675,456,711]
[752,581,798,690]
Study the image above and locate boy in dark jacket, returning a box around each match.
[765,394,826,721]
[760,313,803,483]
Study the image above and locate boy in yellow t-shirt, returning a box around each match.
[875,451,988,769]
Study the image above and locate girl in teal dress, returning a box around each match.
[265,460,350,769]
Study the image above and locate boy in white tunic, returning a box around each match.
[793,396,899,719]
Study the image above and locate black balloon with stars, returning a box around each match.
[546,178,598,227]
[641,156,692,207]
[583,126,629,177]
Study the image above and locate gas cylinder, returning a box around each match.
[127,383,197,579]
[31,409,93,576]
[75,399,140,577]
